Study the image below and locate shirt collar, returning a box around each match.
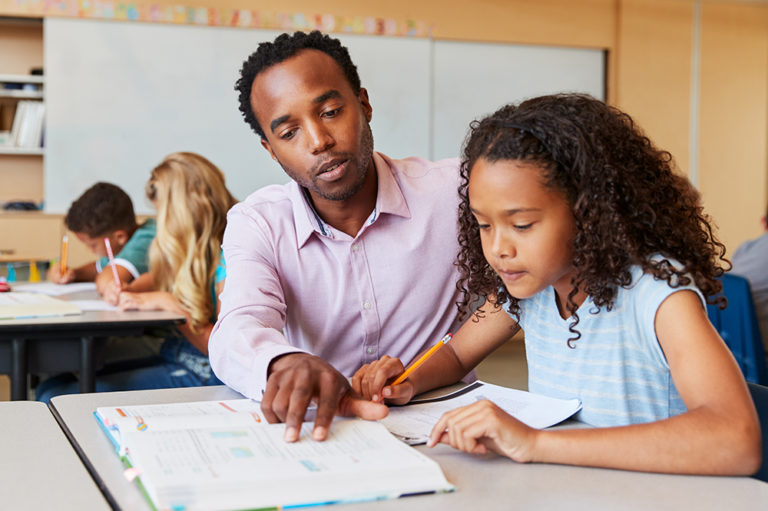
[290,152,411,248]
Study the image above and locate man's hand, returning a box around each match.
[263,353,388,442]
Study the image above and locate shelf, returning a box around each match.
[0,147,44,155]
[0,90,43,99]
[0,74,44,84]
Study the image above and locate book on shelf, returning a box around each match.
[94,399,454,511]
[0,292,82,320]
[9,100,44,149]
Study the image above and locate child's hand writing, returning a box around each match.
[47,262,75,284]
[101,278,122,306]
[427,399,539,463]
[118,291,170,311]
[351,355,414,405]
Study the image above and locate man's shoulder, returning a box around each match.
[232,182,296,218]
[383,153,460,176]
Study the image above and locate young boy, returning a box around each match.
[47,182,156,304]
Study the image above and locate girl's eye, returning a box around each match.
[476,223,490,230]
[514,223,533,231]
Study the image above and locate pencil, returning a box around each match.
[391,333,452,386]
[103,237,121,287]
[60,233,68,274]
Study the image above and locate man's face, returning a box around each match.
[250,49,374,202]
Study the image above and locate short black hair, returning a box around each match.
[235,30,361,139]
[65,182,137,237]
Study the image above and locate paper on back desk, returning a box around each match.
[380,381,582,444]
[13,282,98,296]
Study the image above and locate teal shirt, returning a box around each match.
[97,218,157,279]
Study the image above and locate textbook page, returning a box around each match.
[95,399,263,448]
[0,292,82,320]
[381,381,582,444]
[121,419,453,511]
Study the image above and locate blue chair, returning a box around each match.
[748,382,768,482]
[707,274,768,385]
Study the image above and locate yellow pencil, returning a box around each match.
[391,333,452,386]
[60,233,69,274]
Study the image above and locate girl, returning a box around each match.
[353,94,761,475]
[36,152,237,401]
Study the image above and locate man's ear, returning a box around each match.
[261,138,279,163]
[358,88,372,123]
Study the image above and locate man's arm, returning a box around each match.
[208,206,385,440]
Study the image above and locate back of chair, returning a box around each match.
[707,274,768,385]
[748,382,768,482]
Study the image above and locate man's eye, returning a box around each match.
[322,108,341,118]
[280,129,297,140]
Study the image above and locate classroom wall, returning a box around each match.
[1,0,766,257]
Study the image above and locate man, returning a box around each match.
[209,31,463,442]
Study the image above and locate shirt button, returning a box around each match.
[363,301,371,310]
[366,347,374,355]
[352,244,360,252]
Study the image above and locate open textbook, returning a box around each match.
[381,381,582,445]
[94,400,454,511]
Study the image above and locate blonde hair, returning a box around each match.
[146,152,237,332]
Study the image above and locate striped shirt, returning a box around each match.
[511,265,704,427]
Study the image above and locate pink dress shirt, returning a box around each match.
[209,152,463,399]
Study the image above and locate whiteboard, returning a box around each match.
[44,18,431,213]
[43,18,604,213]
[432,40,605,160]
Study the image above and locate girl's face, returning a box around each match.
[468,158,578,304]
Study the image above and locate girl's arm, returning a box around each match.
[430,290,762,476]
[352,299,520,403]
[122,272,155,292]
[118,280,225,356]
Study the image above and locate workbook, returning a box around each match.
[94,400,454,511]
[381,381,583,444]
[0,292,82,320]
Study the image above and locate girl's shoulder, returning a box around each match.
[624,257,706,311]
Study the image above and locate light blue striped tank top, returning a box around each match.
[510,264,704,427]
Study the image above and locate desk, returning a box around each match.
[51,386,768,511]
[0,288,184,400]
[0,401,110,510]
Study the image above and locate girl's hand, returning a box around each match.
[118,291,170,311]
[350,356,413,405]
[427,399,539,462]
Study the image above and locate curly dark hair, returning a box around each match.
[456,93,729,347]
[235,30,362,139]
[65,182,137,237]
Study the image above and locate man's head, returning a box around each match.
[65,182,137,256]
[236,31,374,203]
[236,31,362,139]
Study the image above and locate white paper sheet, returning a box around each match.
[380,381,582,444]
[12,282,98,296]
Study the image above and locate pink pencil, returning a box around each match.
[104,238,121,287]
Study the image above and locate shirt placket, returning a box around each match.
[349,239,381,363]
